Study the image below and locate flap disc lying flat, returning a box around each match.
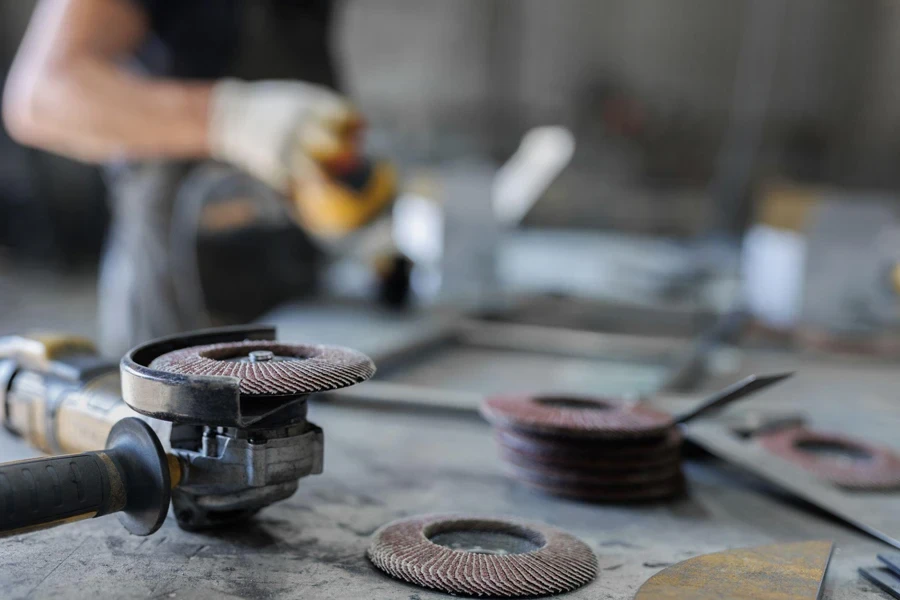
[634,540,833,600]
[368,514,597,597]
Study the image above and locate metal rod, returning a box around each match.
[674,372,794,425]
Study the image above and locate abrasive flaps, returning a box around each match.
[494,427,683,467]
[481,394,673,439]
[367,514,597,597]
[149,340,375,396]
[482,394,684,502]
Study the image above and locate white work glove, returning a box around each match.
[207,79,359,193]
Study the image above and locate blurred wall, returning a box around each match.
[340,0,886,177]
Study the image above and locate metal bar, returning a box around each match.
[320,381,484,414]
[674,372,794,424]
[364,326,460,376]
[458,320,684,360]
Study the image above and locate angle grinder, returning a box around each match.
[0,326,374,536]
[291,124,412,308]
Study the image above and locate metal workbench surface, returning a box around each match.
[1,315,898,599]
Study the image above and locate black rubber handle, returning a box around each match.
[0,451,124,535]
[0,418,171,537]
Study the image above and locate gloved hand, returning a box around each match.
[207,79,360,194]
[207,78,406,296]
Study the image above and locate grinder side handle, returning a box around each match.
[0,418,172,538]
[0,451,125,536]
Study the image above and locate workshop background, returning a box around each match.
[7,2,900,599]
[2,0,900,342]
[4,0,900,345]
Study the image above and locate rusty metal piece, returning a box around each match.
[367,514,597,597]
[149,340,375,396]
[634,540,833,600]
[481,394,674,439]
[758,426,900,490]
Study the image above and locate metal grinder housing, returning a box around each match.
[0,326,375,531]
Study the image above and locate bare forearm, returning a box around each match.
[2,0,212,163]
[4,57,212,162]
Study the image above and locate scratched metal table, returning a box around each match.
[0,305,894,599]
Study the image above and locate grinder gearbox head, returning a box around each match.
[121,325,375,427]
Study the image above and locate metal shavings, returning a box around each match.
[149,340,375,396]
[367,514,597,597]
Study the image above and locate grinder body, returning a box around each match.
[0,335,133,455]
[0,331,327,530]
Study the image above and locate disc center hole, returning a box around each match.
[425,520,545,555]
[794,439,873,462]
[536,396,613,411]
[202,344,312,363]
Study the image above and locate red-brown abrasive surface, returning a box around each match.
[481,394,674,439]
[367,514,598,597]
[494,427,682,468]
[510,470,686,502]
[482,395,684,502]
[149,340,375,396]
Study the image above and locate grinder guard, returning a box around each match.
[1,325,374,532]
[121,325,374,529]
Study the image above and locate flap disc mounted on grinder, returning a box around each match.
[367,514,597,597]
[149,340,375,396]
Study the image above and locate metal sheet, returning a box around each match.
[687,421,900,549]
[634,540,833,600]
[859,567,900,599]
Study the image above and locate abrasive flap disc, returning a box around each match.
[367,514,597,597]
[482,394,684,502]
[758,426,900,490]
[149,340,375,396]
[482,394,674,439]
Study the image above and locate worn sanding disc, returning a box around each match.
[500,448,682,481]
[149,340,375,396]
[494,427,682,467]
[511,469,686,502]
[481,394,673,439]
[367,514,597,597]
[483,395,684,502]
[758,426,900,490]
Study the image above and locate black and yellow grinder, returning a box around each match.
[0,325,375,536]
[291,123,413,308]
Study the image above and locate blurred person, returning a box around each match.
[3,0,397,355]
